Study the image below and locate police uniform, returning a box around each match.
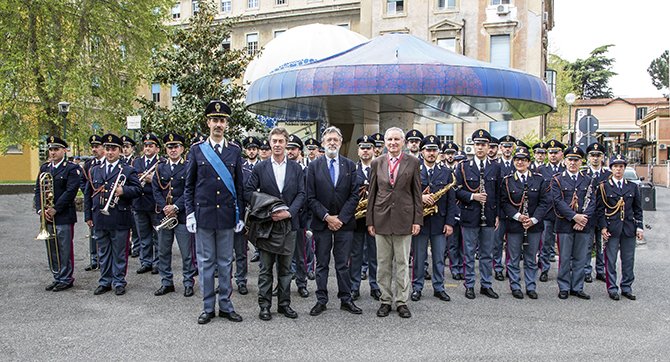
[492,135,517,280]
[440,141,464,279]
[287,134,312,297]
[84,134,142,295]
[35,136,81,291]
[538,139,566,281]
[82,135,106,270]
[120,135,137,165]
[405,129,424,158]
[500,147,550,299]
[370,132,384,156]
[152,133,196,297]
[120,135,140,258]
[530,142,547,173]
[304,138,320,165]
[243,136,263,265]
[597,155,643,300]
[584,142,611,282]
[455,129,502,300]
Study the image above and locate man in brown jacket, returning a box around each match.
[366,127,423,318]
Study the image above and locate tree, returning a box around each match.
[0,0,171,152]
[545,54,574,139]
[564,44,617,99]
[647,50,669,95]
[138,1,264,141]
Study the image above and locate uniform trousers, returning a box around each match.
[88,225,99,267]
[446,222,463,275]
[49,224,75,285]
[233,230,248,286]
[95,229,130,288]
[604,235,636,294]
[539,220,556,273]
[158,224,196,288]
[492,219,508,274]
[412,233,447,292]
[556,231,592,292]
[506,232,541,292]
[134,210,159,268]
[375,234,412,306]
[462,226,495,289]
[292,228,309,289]
[350,231,379,292]
[130,215,140,255]
[196,227,235,313]
[314,230,353,304]
[586,227,606,276]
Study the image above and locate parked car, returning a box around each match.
[624,167,641,185]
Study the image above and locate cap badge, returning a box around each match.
[169,134,174,141]
[108,135,113,142]
[215,103,221,112]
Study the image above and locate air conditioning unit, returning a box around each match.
[659,144,667,150]
[497,4,510,15]
[466,137,473,144]
[464,145,475,155]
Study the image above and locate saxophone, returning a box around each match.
[354,185,369,220]
[423,176,457,216]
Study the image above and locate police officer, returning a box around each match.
[584,142,611,283]
[84,134,142,296]
[287,134,311,298]
[242,136,261,170]
[538,139,566,282]
[487,136,500,161]
[185,100,245,324]
[530,142,547,173]
[411,135,456,302]
[500,146,550,299]
[35,136,81,292]
[441,142,459,170]
[551,146,596,300]
[257,138,271,161]
[370,132,384,157]
[598,154,644,301]
[82,135,106,271]
[133,133,162,274]
[121,135,141,258]
[493,135,517,281]
[455,129,501,300]
[152,132,196,298]
[405,129,424,158]
[304,138,320,165]
[441,141,463,280]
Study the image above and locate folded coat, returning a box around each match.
[246,191,293,255]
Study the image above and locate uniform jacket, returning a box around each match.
[355,161,372,231]
[501,172,550,234]
[132,156,161,211]
[84,161,141,230]
[539,163,565,222]
[597,177,643,238]
[35,160,81,225]
[551,170,597,234]
[419,163,457,235]
[455,158,501,228]
[152,158,188,224]
[498,158,516,177]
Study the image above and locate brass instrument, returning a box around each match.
[101,172,127,215]
[155,192,177,231]
[479,165,487,227]
[521,183,529,247]
[354,184,369,220]
[36,172,61,273]
[139,161,158,187]
[423,177,457,217]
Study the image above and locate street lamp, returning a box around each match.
[58,101,70,140]
[565,93,576,144]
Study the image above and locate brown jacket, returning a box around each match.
[366,153,423,235]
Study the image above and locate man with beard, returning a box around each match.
[487,137,500,161]
[370,132,385,157]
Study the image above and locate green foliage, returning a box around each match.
[545,54,573,139]
[564,45,617,99]
[647,50,669,95]
[138,1,264,141]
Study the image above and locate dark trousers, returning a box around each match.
[446,222,463,275]
[96,229,130,288]
[492,219,507,273]
[351,230,379,292]
[604,235,636,294]
[134,210,159,268]
[233,231,247,286]
[130,213,140,255]
[292,228,309,289]
[88,225,99,266]
[49,224,75,285]
[258,231,296,309]
[314,229,353,304]
[586,227,606,276]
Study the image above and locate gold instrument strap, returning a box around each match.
[154,160,172,191]
[599,183,626,220]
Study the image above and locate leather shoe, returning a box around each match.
[370,289,382,301]
[184,286,194,297]
[219,310,243,322]
[238,284,248,295]
[45,281,58,291]
[558,290,569,299]
[84,264,99,271]
[527,290,538,299]
[136,265,152,274]
[340,301,362,315]
[307,271,316,280]
[277,306,298,319]
[465,288,475,299]
[53,283,73,292]
[259,307,272,321]
[494,272,505,281]
[570,290,590,300]
[512,290,524,299]
[298,287,309,298]
[539,271,548,282]
[351,290,360,301]
[151,266,159,275]
[609,292,620,301]
[596,273,607,282]
[250,253,260,262]
[94,285,111,295]
[480,287,499,299]
[310,303,327,316]
[424,271,432,280]
[154,285,175,296]
[115,286,126,296]
[622,292,637,300]
[397,305,412,318]
[376,303,391,317]
[434,290,451,301]
[411,290,421,301]
[198,311,215,324]
[584,274,593,283]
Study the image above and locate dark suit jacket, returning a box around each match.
[35,161,81,225]
[84,161,141,230]
[455,158,501,228]
[501,172,550,234]
[306,155,360,231]
[244,157,305,231]
[153,159,188,224]
[597,177,643,238]
[366,154,423,235]
[551,171,597,233]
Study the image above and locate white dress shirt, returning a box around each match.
[271,156,287,192]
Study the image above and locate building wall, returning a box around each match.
[0,145,40,182]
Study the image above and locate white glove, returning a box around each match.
[186,213,197,234]
[234,220,245,233]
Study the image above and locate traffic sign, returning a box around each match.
[126,115,142,130]
[578,115,599,134]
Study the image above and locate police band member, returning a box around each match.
[455,129,501,300]
[258,139,271,161]
[530,142,547,173]
[551,146,596,300]
[405,129,424,158]
[410,135,456,302]
[370,132,384,157]
[304,138,320,165]
[538,139,566,282]
[493,135,517,281]
[487,136,500,161]
[120,135,141,258]
[501,146,550,299]
[83,135,106,271]
[133,133,162,274]
[36,136,81,292]
[584,142,611,283]
[441,142,459,170]
[441,141,464,280]
[287,134,311,299]
[152,132,196,298]
[598,154,643,301]
[242,136,261,170]
[84,134,142,296]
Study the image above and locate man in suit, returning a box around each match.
[598,154,644,301]
[35,136,81,292]
[551,146,597,300]
[538,139,566,282]
[455,129,502,300]
[84,134,141,296]
[366,127,422,319]
[152,132,196,298]
[493,135,517,281]
[584,142,611,283]
[82,135,106,271]
[244,127,305,321]
[133,133,162,274]
[184,100,245,324]
[306,126,362,316]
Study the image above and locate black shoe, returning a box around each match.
[259,307,272,321]
[151,266,159,275]
[621,292,637,300]
[361,272,368,280]
[198,311,215,324]
[539,271,548,282]
[609,292,620,301]
[307,271,316,280]
[397,305,412,318]
[527,290,538,299]
[424,271,432,280]
[277,306,298,319]
[45,282,58,291]
[570,290,590,300]
[596,273,607,282]
[480,287,499,299]
[136,265,152,274]
[250,253,260,263]
[298,287,309,298]
[584,274,593,283]
[84,264,99,271]
[341,301,362,314]
[351,290,360,301]
[411,290,421,301]
[512,290,524,299]
[154,285,175,296]
[238,284,248,295]
[219,310,243,322]
[465,288,475,299]
[495,272,505,281]
[115,286,126,296]
[370,289,381,301]
[184,286,194,297]
[53,283,73,292]
[558,290,569,299]
[376,304,392,317]
[272,286,278,296]
[94,285,111,295]
[433,290,451,301]
[310,303,327,316]
[131,251,139,258]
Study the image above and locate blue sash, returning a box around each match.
[199,142,239,224]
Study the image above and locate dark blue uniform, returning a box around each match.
[583,167,611,280]
[350,161,380,298]
[82,157,105,268]
[132,156,162,270]
[538,163,565,276]
[442,162,463,279]
[493,157,515,276]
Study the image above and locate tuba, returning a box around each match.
[36,172,61,273]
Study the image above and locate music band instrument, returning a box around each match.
[100,171,127,215]
[479,165,487,226]
[521,183,529,247]
[36,172,61,273]
[354,185,368,220]
[139,161,158,187]
[423,176,457,217]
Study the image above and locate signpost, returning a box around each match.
[126,115,142,130]
[576,114,599,151]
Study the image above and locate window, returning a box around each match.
[171,84,179,102]
[545,69,557,97]
[248,0,258,9]
[491,0,510,4]
[436,124,454,145]
[489,121,508,139]
[490,34,510,68]
[221,0,231,13]
[636,107,648,120]
[171,3,180,19]
[276,0,287,4]
[6,144,23,154]
[119,44,127,61]
[387,0,404,15]
[246,33,258,56]
[152,83,161,103]
[437,0,456,10]
[222,38,231,51]
[437,38,456,52]
[192,0,199,15]
[273,30,286,38]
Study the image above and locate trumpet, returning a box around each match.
[101,172,126,215]
[36,172,61,273]
[139,161,158,187]
[423,177,457,217]
[155,216,178,231]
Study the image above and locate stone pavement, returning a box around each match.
[0,190,669,360]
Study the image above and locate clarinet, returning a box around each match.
[479,166,487,227]
[582,172,596,213]
[521,183,529,247]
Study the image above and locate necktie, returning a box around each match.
[170,163,175,172]
[364,166,370,179]
[572,175,577,182]
[480,160,485,171]
[107,164,113,177]
[329,159,336,185]
[214,144,221,155]
[428,168,434,179]
[506,162,510,169]
[553,166,558,173]
[390,157,398,185]
[521,174,526,184]
[145,159,150,169]
[618,180,623,190]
